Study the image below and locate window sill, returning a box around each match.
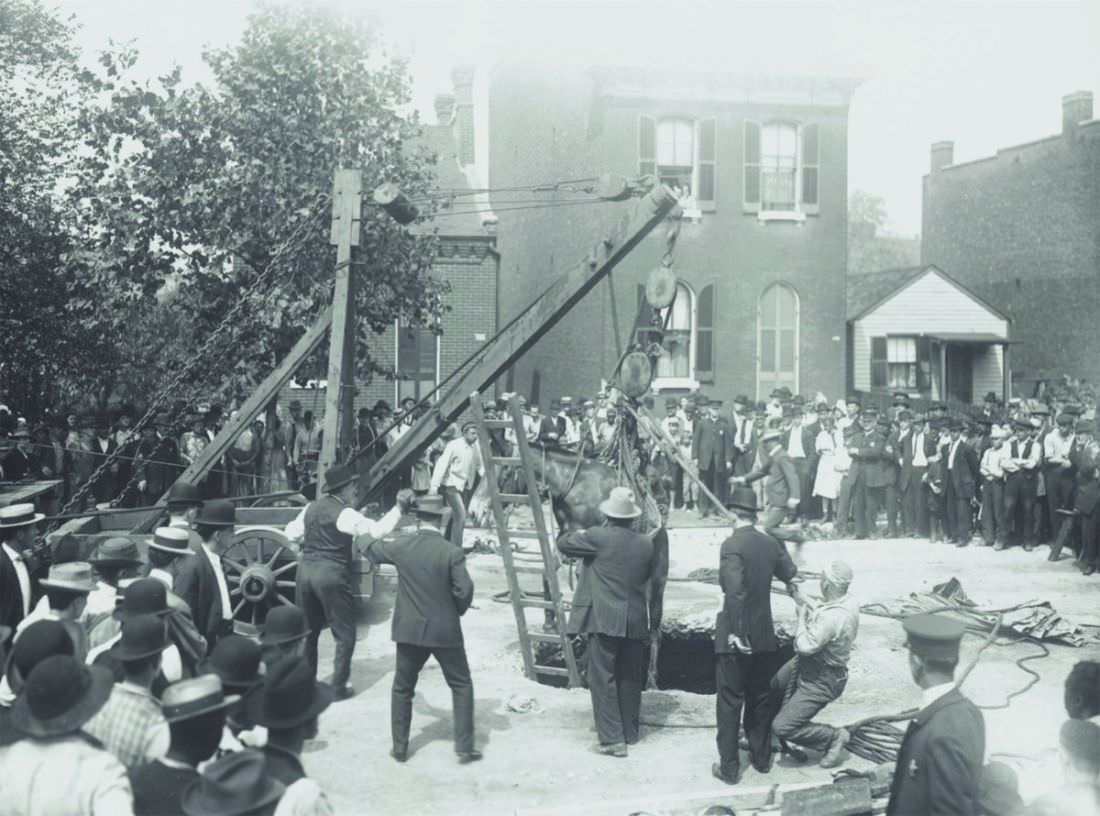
[652,377,700,392]
[757,210,807,224]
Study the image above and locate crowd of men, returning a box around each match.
[0,462,480,815]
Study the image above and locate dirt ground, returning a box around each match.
[306,512,1100,815]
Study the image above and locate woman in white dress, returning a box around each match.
[813,412,844,521]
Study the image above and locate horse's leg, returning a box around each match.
[646,527,670,690]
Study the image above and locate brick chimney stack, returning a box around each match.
[451,65,476,166]
[434,93,455,126]
[1062,91,1093,138]
[930,140,954,173]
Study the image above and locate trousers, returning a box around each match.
[392,642,475,754]
[1003,473,1036,547]
[715,651,776,774]
[980,479,1005,545]
[585,634,645,746]
[769,657,847,752]
[851,482,883,538]
[442,485,467,549]
[1045,465,1075,542]
[295,559,356,689]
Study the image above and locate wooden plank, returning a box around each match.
[360,184,679,501]
[0,481,62,507]
[132,307,333,533]
[781,778,872,816]
[499,493,532,505]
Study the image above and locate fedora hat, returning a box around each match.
[725,485,759,514]
[200,635,264,693]
[181,749,285,816]
[3,619,74,695]
[599,486,642,519]
[322,464,356,493]
[39,562,97,594]
[0,502,44,529]
[10,655,114,738]
[149,526,192,554]
[166,481,202,508]
[113,577,171,621]
[259,606,309,647]
[110,613,170,661]
[162,675,240,723]
[195,499,235,527]
[90,536,143,568]
[245,657,332,731]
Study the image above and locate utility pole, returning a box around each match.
[319,168,362,489]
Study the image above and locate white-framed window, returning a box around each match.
[638,281,700,390]
[756,283,799,398]
[639,116,716,213]
[743,120,819,219]
[871,336,918,390]
[394,321,440,404]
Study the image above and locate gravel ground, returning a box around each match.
[306,515,1100,815]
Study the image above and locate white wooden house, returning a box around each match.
[847,265,1012,404]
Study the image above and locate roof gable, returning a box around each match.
[847,264,1011,323]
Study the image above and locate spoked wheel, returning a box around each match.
[221,527,298,628]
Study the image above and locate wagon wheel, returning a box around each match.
[220,527,298,628]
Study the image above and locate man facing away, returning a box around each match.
[557,486,657,759]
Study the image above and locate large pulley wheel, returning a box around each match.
[221,527,298,627]
[645,266,677,309]
[620,351,654,399]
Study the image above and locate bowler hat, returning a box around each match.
[166,481,202,508]
[200,635,264,693]
[195,499,236,527]
[149,526,192,554]
[259,606,309,646]
[245,657,333,731]
[39,562,97,593]
[598,486,642,519]
[0,502,44,529]
[10,656,114,738]
[322,464,356,493]
[113,578,171,621]
[90,536,143,568]
[110,613,170,661]
[162,674,240,724]
[181,750,285,816]
[725,485,758,514]
[903,613,966,661]
[4,619,74,695]
[983,392,998,404]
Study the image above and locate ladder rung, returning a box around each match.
[527,631,567,642]
[520,598,557,610]
[499,493,532,505]
[480,419,512,429]
[533,665,571,677]
[492,456,522,465]
[504,529,542,540]
[512,564,547,575]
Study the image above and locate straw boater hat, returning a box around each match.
[161,674,240,723]
[0,502,44,530]
[599,486,642,519]
[10,655,115,738]
[148,527,192,555]
[90,536,144,569]
[39,562,98,594]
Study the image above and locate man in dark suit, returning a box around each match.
[731,428,800,539]
[557,486,657,758]
[174,500,236,651]
[137,413,184,504]
[945,420,980,546]
[364,499,479,764]
[847,407,890,539]
[887,613,985,815]
[693,399,729,517]
[0,502,44,641]
[89,414,119,505]
[712,485,799,785]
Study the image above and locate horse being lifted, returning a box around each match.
[515,445,671,689]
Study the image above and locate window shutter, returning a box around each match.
[871,336,888,389]
[638,116,656,178]
[801,123,819,214]
[696,284,715,381]
[697,118,716,212]
[916,335,933,392]
[397,326,418,374]
[743,120,761,213]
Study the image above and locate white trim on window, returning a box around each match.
[652,281,697,390]
[393,320,441,406]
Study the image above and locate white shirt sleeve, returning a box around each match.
[284,507,308,543]
[336,505,402,540]
[430,443,453,493]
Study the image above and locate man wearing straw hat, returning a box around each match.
[14,561,97,660]
[557,486,657,758]
[0,502,45,636]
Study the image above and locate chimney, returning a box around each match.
[1062,91,1093,137]
[930,140,954,173]
[451,65,476,166]
[434,93,455,126]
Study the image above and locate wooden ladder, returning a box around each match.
[469,392,582,687]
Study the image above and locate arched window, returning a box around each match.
[657,282,695,381]
[757,283,799,398]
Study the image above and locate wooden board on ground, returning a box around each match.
[0,480,62,507]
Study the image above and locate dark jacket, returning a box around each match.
[173,548,226,646]
[0,547,30,636]
[557,524,656,640]
[88,436,119,503]
[129,758,198,816]
[742,447,800,508]
[947,440,980,500]
[850,427,893,489]
[887,688,985,816]
[692,417,728,469]
[366,527,474,648]
[899,429,936,490]
[714,524,797,654]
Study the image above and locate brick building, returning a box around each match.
[478,62,861,406]
[921,91,1100,387]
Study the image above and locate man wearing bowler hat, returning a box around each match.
[713,485,799,785]
[165,481,204,550]
[0,619,74,724]
[176,499,237,650]
[887,613,985,815]
[557,486,657,758]
[130,674,239,815]
[200,634,266,753]
[0,655,132,813]
[363,497,479,764]
[284,464,412,700]
[0,502,45,637]
[258,605,309,670]
[731,427,801,538]
[86,535,145,632]
[181,749,285,816]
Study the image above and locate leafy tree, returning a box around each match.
[848,190,920,276]
[64,4,445,413]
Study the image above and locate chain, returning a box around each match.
[52,195,331,525]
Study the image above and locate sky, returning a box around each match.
[51,0,1100,235]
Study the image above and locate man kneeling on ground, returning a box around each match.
[769,560,859,768]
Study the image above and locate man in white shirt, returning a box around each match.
[1001,419,1042,550]
[980,427,1008,548]
[284,464,412,699]
[431,422,485,550]
[0,502,41,636]
[1043,413,1077,544]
